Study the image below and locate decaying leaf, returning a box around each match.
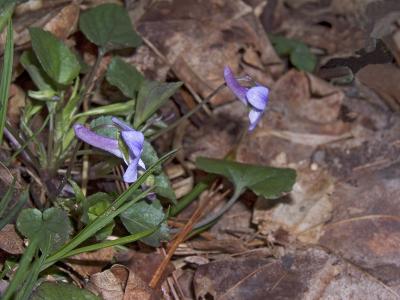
[193,248,399,299]
[252,166,334,242]
[0,224,24,255]
[66,247,115,278]
[136,0,282,105]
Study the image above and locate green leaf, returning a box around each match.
[82,193,115,241]
[134,80,182,128]
[120,199,169,247]
[270,34,316,72]
[106,56,144,98]
[79,3,141,52]
[17,207,72,253]
[68,179,85,203]
[74,100,135,119]
[290,44,317,73]
[0,19,12,144]
[29,27,80,86]
[90,115,118,138]
[0,0,15,34]
[32,282,100,300]
[269,34,298,55]
[141,141,162,174]
[20,50,55,91]
[196,157,296,198]
[154,172,176,203]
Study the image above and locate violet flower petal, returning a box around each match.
[224,66,248,105]
[123,159,140,183]
[246,86,269,111]
[121,130,144,158]
[73,124,123,158]
[248,109,263,131]
[112,117,133,131]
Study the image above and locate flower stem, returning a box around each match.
[150,83,226,141]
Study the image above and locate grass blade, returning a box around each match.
[0,19,13,144]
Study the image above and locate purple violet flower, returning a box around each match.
[224,66,269,131]
[73,117,145,183]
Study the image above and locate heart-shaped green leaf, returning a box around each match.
[270,34,316,72]
[196,157,296,198]
[120,199,169,247]
[32,282,100,300]
[29,28,80,86]
[17,208,72,253]
[79,3,141,52]
[134,80,182,128]
[106,56,144,98]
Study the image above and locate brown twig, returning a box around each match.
[149,189,214,288]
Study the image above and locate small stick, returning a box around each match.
[149,189,212,288]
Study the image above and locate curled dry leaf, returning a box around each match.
[87,268,125,300]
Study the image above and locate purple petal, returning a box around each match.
[248,109,263,131]
[121,130,144,158]
[224,66,248,105]
[123,160,139,183]
[112,117,134,131]
[246,86,269,111]
[138,159,146,170]
[74,124,123,158]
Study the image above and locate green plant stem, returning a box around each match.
[0,19,13,144]
[150,83,226,141]
[192,188,243,230]
[8,114,50,163]
[17,244,49,300]
[2,237,39,300]
[47,228,157,264]
[170,179,212,217]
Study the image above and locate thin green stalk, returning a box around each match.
[150,83,226,141]
[170,180,210,217]
[8,114,50,163]
[0,19,13,144]
[50,228,157,262]
[2,237,39,300]
[17,241,50,300]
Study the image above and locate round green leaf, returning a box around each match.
[79,3,141,52]
[17,208,72,253]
